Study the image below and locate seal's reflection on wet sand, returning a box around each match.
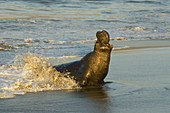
[75,87,111,112]
[0,87,111,113]
[81,87,109,101]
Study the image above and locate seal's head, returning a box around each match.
[95,30,113,52]
[96,30,110,45]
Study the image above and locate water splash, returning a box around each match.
[0,53,80,99]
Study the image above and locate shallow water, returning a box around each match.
[0,0,170,101]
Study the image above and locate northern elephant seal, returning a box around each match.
[53,30,113,87]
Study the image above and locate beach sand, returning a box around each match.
[0,40,170,113]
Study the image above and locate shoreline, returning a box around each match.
[114,45,170,51]
[112,39,170,51]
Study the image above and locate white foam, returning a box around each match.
[0,47,4,50]
[55,41,67,44]
[70,39,96,44]
[0,43,15,50]
[23,39,34,43]
[56,55,79,59]
[120,26,146,31]
[0,91,15,99]
[0,53,80,99]
[113,46,130,50]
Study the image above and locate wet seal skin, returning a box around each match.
[53,30,113,87]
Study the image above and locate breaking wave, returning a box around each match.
[126,0,164,5]
[0,42,15,51]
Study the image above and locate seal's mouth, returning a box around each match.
[98,40,113,50]
[102,43,113,49]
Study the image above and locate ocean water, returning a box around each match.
[0,0,170,99]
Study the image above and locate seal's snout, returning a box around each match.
[96,30,111,48]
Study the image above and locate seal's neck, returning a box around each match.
[94,42,112,54]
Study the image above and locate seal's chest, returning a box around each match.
[90,57,109,73]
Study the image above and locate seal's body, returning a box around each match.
[53,30,113,87]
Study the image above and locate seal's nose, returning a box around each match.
[96,31,102,37]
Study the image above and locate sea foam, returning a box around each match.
[0,53,80,99]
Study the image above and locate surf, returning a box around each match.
[0,53,80,99]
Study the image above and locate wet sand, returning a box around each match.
[0,40,170,113]
[112,39,170,50]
